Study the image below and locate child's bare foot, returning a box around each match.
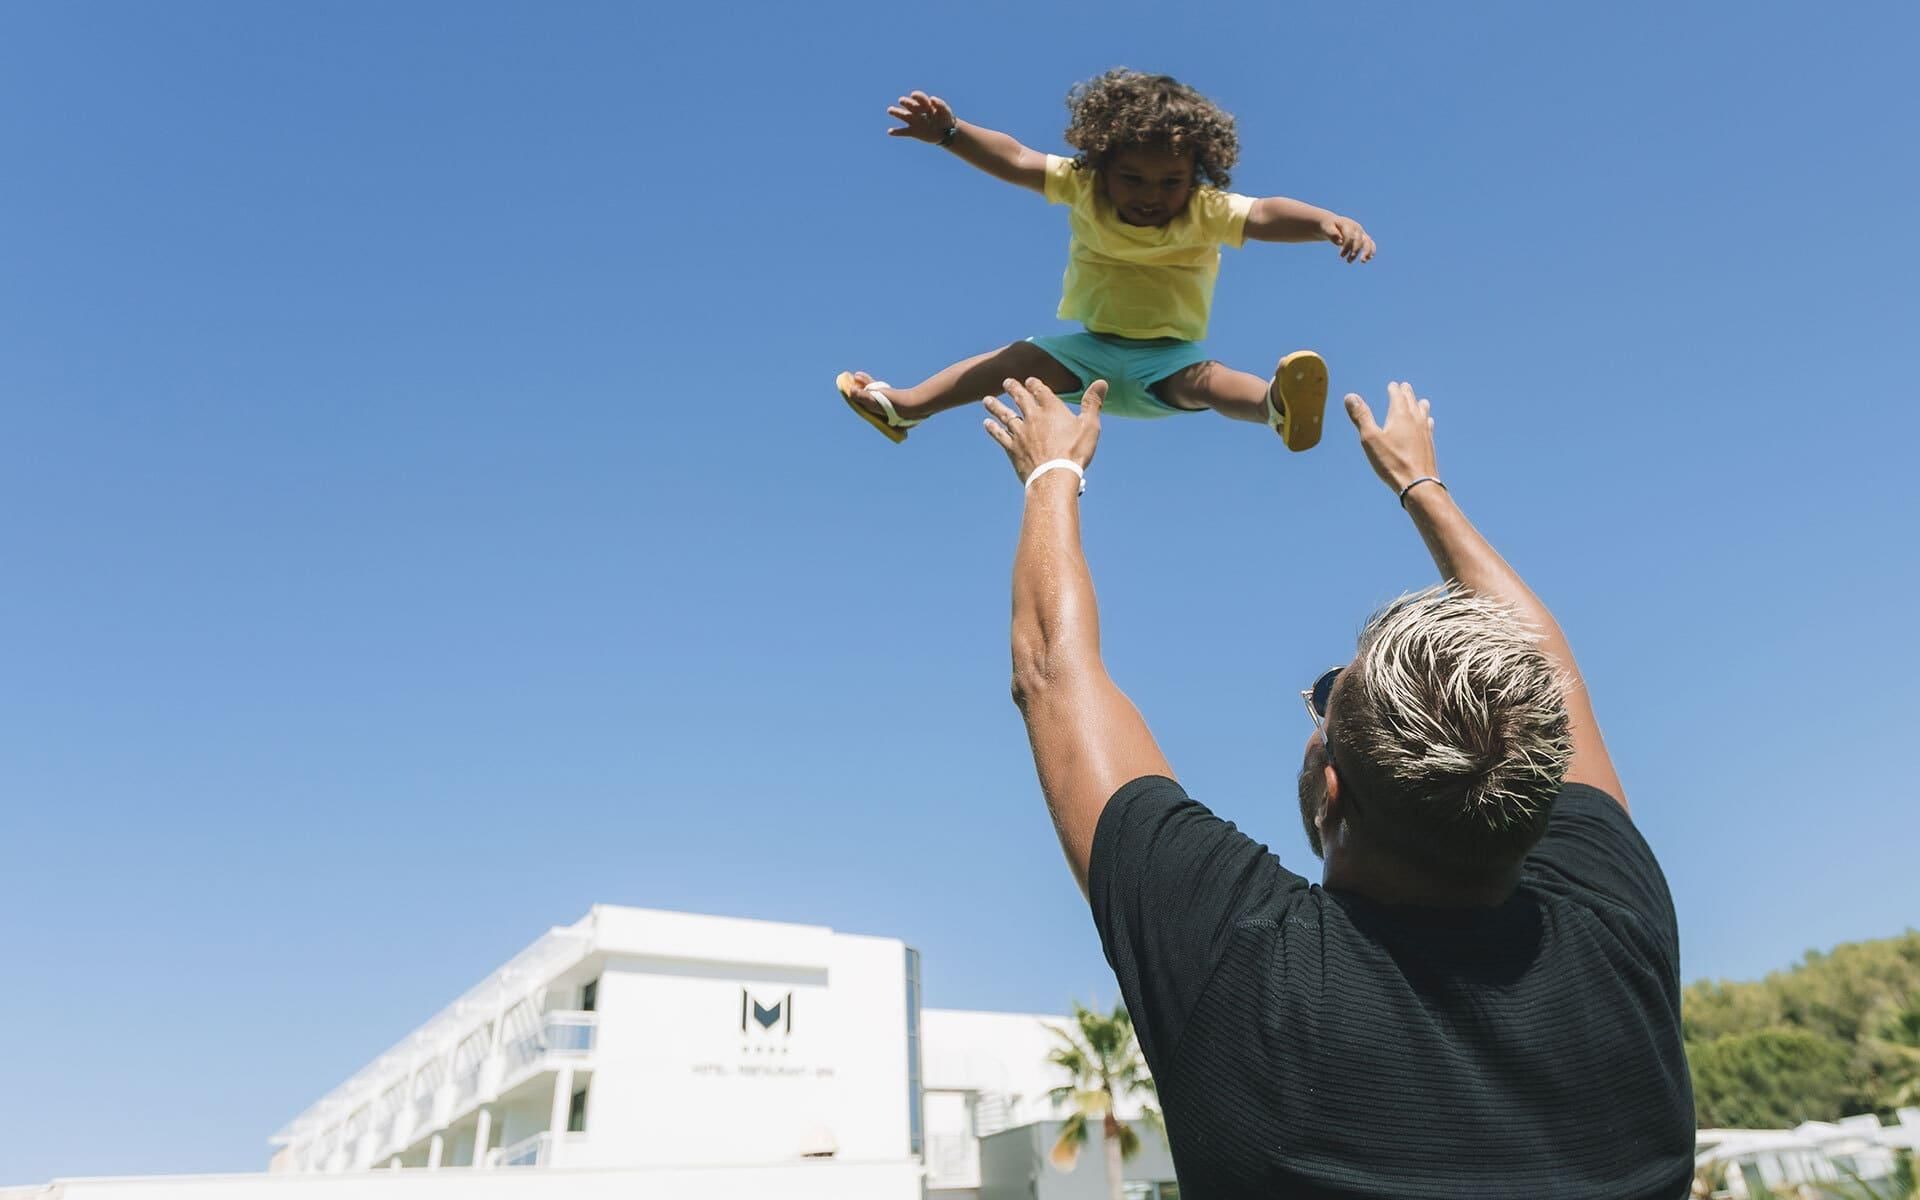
[836,371,920,444]
[840,371,891,416]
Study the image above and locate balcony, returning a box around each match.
[542,1011,597,1055]
[326,1013,599,1168]
[501,1011,597,1076]
[410,1090,438,1135]
[487,1130,583,1168]
[450,1064,486,1111]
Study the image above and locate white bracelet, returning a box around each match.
[1024,459,1086,495]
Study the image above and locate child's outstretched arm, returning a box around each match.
[1245,197,1376,263]
[888,90,1047,194]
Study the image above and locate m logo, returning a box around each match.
[741,989,793,1035]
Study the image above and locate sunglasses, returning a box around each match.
[1300,667,1343,730]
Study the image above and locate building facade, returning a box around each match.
[271,905,926,1183]
[3,906,1135,1200]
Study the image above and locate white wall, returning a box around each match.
[923,1010,1066,1103]
[922,1009,1150,1127]
[822,933,914,1162]
[564,912,912,1170]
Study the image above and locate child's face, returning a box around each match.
[1103,146,1197,227]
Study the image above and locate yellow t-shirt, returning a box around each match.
[1044,153,1253,342]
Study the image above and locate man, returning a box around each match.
[982,377,1694,1199]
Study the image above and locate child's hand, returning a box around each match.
[1323,215,1376,263]
[887,91,957,143]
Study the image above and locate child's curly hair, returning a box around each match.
[1063,69,1240,189]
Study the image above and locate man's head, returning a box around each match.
[1298,586,1574,891]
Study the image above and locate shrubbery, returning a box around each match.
[1685,931,1920,1127]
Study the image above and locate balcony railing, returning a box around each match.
[450,1064,485,1110]
[410,1090,437,1133]
[543,1011,597,1056]
[305,1014,600,1166]
[307,1133,341,1174]
[488,1131,562,1168]
[501,1011,598,1076]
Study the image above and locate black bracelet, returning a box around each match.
[1398,476,1446,508]
[938,124,959,147]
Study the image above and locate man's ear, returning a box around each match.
[1317,762,1343,840]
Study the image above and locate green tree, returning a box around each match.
[1045,1001,1162,1200]
[1868,998,1920,1109]
[1684,931,1920,1123]
[1689,1028,1861,1128]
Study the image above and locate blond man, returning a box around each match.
[986,377,1693,1199]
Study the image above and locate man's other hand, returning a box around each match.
[1345,381,1438,495]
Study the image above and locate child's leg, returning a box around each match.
[1151,361,1272,423]
[844,341,1083,423]
[1152,353,1329,450]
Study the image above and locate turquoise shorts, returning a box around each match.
[1027,331,1212,420]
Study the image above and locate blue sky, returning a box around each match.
[2,0,1916,1184]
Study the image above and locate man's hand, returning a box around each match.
[983,378,1106,484]
[1345,381,1437,494]
[994,375,1168,895]
[1323,215,1376,263]
[887,91,957,142]
[1348,379,1626,805]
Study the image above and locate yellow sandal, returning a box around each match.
[836,372,919,444]
[1266,351,1328,452]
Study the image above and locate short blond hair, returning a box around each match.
[1333,586,1573,878]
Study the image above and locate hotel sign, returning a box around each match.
[688,985,833,1080]
[742,989,793,1035]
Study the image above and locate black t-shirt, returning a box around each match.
[1089,776,1694,1200]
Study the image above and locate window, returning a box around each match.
[580,978,598,1013]
[567,1084,589,1133]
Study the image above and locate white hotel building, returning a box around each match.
[5,905,1174,1200]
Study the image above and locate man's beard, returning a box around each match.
[1297,743,1329,859]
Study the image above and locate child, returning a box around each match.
[837,69,1374,451]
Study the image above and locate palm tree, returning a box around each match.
[1045,1000,1163,1200]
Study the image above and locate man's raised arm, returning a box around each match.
[983,378,1174,893]
[1344,383,1626,808]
